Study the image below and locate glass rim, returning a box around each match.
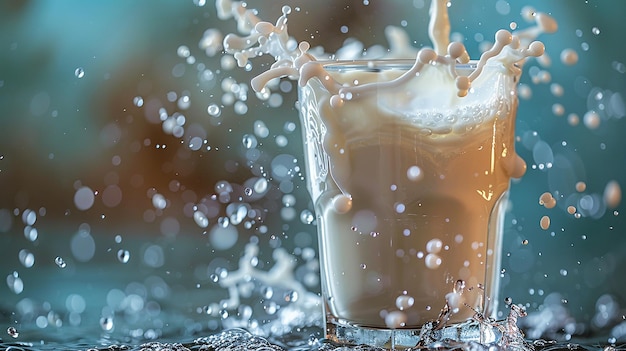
[318,59,479,72]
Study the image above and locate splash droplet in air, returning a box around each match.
[74,67,85,78]
[7,326,19,338]
[117,249,130,263]
[55,256,67,268]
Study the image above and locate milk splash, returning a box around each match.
[216,0,559,348]
[220,0,554,96]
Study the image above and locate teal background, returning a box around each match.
[1,0,625,345]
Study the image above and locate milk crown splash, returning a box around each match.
[221,0,555,101]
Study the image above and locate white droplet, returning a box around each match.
[425,253,442,269]
[74,67,85,78]
[55,256,67,268]
[152,193,167,210]
[194,211,209,228]
[300,210,315,224]
[100,316,114,331]
[117,249,130,263]
[7,326,19,338]
[384,311,407,328]
[407,165,423,181]
[583,110,601,129]
[395,295,415,310]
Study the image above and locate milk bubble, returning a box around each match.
[583,110,601,129]
[425,253,442,269]
[552,103,565,116]
[567,113,580,126]
[426,238,443,253]
[406,165,423,181]
[560,48,579,65]
[604,180,622,209]
[550,83,564,97]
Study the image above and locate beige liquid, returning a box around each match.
[300,63,520,328]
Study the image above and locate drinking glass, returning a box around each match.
[297,59,519,347]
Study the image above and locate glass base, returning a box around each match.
[323,317,501,349]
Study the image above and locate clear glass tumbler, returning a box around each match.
[297,59,522,347]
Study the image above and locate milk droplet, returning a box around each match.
[100,316,114,331]
[6,272,23,294]
[18,249,35,268]
[74,67,85,78]
[133,96,144,107]
[395,295,415,310]
[22,209,36,225]
[300,210,315,224]
[445,291,462,311]
[152,193,167,210]
[7,326,18,338]
[583,110,601,129]
[194,211,209,228]
[567,113,580,126]
[426,238,443,253]
[332,194,352,213]
[425,253,442,269]
[407,165,423,181]
[55,256,67,268]
[552,103,565,116]
[539,191,556,208]
[117,249,130,263]
[560,48,578,65]
[550,83,564,97]
[284,290,299,302]
[242,134,258,149]
[604,180,622,209]
[384,310,407,328]
[567,205,577,215]
[207,104,221,117]
[575,181,587,192]
[254,178,268,194]
[24,226,38,242]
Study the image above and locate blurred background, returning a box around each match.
[1,0,625,347]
